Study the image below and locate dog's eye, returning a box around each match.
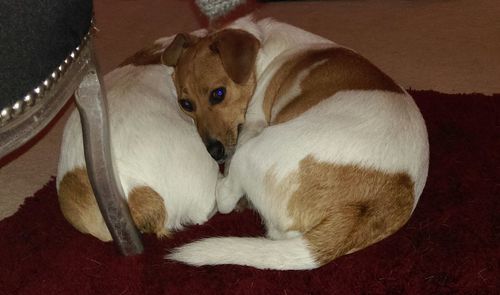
[179,99,195,112]
[209,87,226,105]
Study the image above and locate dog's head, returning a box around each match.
[162,29,260,163]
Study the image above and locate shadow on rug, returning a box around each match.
[0,90,498,295]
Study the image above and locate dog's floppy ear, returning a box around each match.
[210,29,260,84]
[162,33,198,66]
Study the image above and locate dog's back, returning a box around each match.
[57,62,218,241]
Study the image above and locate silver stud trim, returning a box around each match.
[0,30,92,126]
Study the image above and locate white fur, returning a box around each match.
[57,33,219,235]
[167,236,316,270]
[168,17,429,270]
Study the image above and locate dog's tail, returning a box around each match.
[166,236,318,270]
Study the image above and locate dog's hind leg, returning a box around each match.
[127,186,169,238]
[58,168,112,241]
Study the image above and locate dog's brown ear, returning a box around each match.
[162,33,198,66]
[210,29,260,84]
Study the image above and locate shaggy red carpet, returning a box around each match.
[0,91,498,295]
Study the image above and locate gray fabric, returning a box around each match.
[195,0,246,21]
[0,0,93,109]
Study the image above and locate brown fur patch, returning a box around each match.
[209,29,260,84]
[58,168,169,241]
[58,168,112,241]
[281,156,414,265]
[128,186,169,238]
[119,42,164,67]
[263,47,403,124]
[162,33,200,67]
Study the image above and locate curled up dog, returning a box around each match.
[57,30,219,242]
[163,16,429,270]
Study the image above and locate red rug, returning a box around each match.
[0,90,498,295]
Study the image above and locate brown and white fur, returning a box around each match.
[164,17,429,270]
[56,30,220,241]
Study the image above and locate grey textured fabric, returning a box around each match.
[195,0,246,21]
[0,0,93,109]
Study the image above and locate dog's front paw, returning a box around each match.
[215,177,240,214]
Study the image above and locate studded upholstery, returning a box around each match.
[0,0,93,109]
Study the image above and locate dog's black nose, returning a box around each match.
[207,140,225,162]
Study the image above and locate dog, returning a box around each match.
[162,16,429,270]
[56,30,220,241]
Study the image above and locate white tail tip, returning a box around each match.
[166,236,318,270]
